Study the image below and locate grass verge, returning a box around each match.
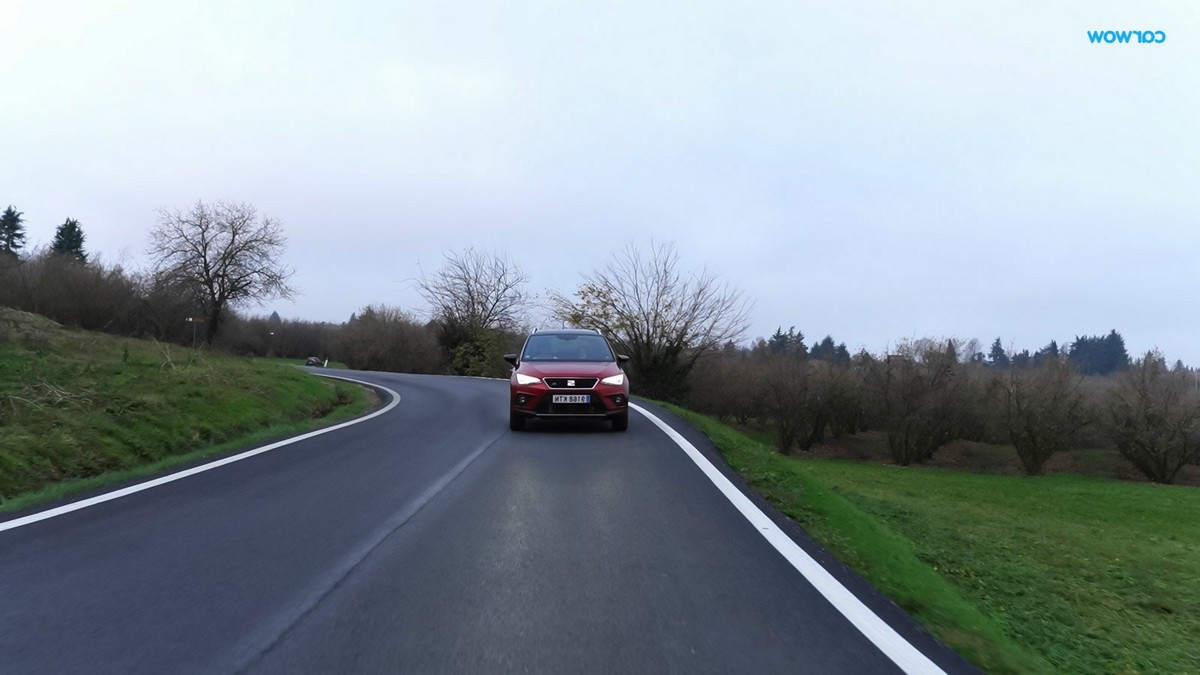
[1,309,375,514]
[661,404,1200,673]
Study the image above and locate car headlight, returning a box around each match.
[601,373,625,386]
[514,373,541,386]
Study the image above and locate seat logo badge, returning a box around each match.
[567,379,575,387]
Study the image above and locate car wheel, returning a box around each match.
[611,412,628,431]
[509,411,526,431]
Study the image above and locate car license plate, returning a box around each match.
[552,394,590,404]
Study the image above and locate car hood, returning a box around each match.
[518,362,621,378]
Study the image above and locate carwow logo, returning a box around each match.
[1088,29,1166,44]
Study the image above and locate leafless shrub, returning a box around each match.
[812,359,865,440]
[0,250,142,334]
[270,318,342,360]
[136,272,203,342]
[687,347,765,424]
[865,339,971,465]
[760,353,821,453]
[339,305,443,373]
[1105,351,1200,484]
[685,355,733,421]
[989,357,1091,475]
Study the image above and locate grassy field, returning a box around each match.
[0,308,374,513]
[665,404,1200,674]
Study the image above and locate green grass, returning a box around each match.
[0,309,374,512]
[663,404,1200,674]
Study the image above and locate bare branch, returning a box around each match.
[549,241,752,399]
[416,248,529,335]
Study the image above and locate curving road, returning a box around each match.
[0,370,975,674]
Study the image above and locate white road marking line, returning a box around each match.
[228,430,503,672]
[0,374,400,533]
[631,402,947,675]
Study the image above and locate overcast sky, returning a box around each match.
[3,1,1197,362]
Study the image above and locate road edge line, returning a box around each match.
[631,402,946,675]
[0,374,401,533]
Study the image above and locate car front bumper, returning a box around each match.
[510,382,629,419]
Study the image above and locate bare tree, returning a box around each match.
[687,345,765,425]
[812,358,864,440]
[417,248,529,333]
[866,340,969,465]
[549,241,751,400]
[148,201,294,344]
[1106,351,1200,484]
[759,352,824,453]
[990,357,1090,475]
[416,248,529,374]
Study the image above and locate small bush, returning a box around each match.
[1106,352,1200,484]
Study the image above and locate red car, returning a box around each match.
[505,329,631,431]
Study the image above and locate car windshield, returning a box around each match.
[522,334,614,362]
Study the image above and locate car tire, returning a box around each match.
[611,412,629,431]
[509,411,526,431]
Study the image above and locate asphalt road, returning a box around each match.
[0,370,976,674]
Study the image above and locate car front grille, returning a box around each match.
[543,377,599,389]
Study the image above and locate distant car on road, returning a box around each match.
[505,329,631,431]
[305,356,323,367]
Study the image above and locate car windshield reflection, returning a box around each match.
[521,334,615,362]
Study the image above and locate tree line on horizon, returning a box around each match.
[981,331,1137,376]
[767,328,1138,377]
[689,335,1199,484]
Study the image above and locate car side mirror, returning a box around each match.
[503,353,518,366]
[617,354,629,364]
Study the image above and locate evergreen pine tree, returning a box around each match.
[268,310,282,325]
[0,206,26,257]
[988,337,1010,368]
[789,328,807,357]
[812,335,837,360]
[1103,329,1129,373]
[1012,349,1032,369]
[1069,332,1129,375]
[833,343,851,364]
[1068,335,1096,374]
[767,327,790,353]
[767,326,806,356]
[51,217,88,262]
